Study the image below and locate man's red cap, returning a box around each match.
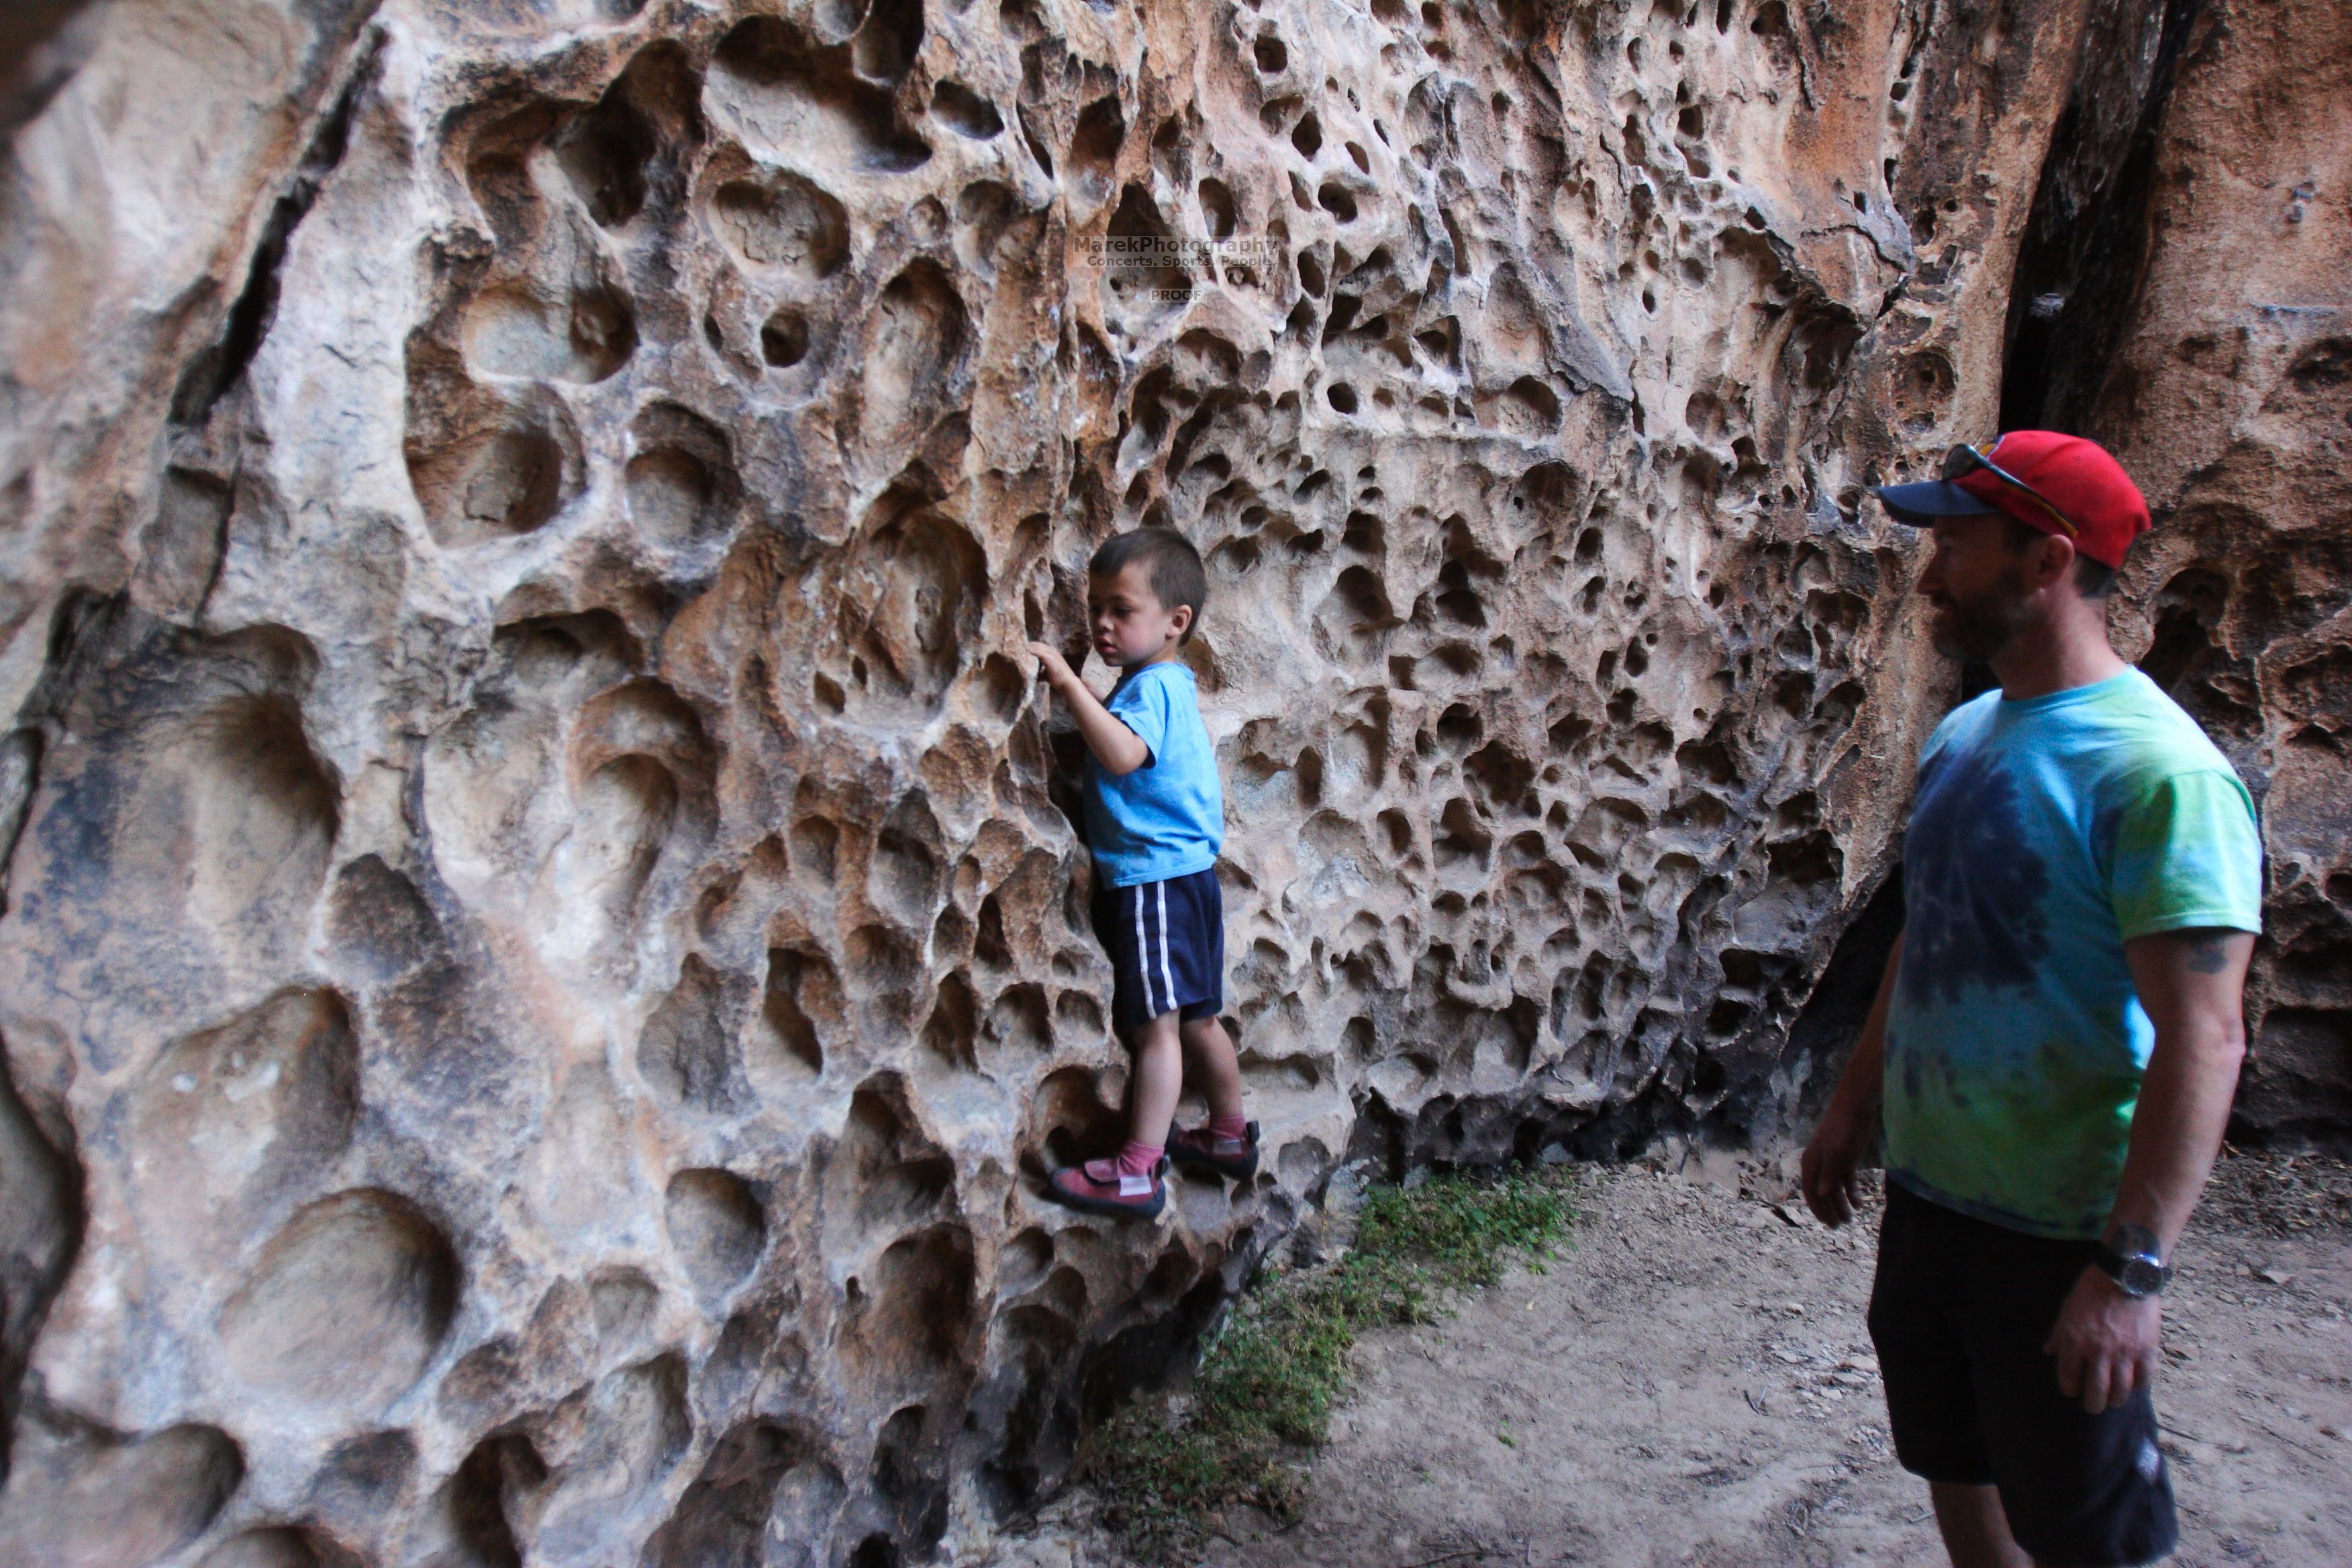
[1875,431,2153,569]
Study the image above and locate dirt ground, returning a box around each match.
[981,1153,2352,1568]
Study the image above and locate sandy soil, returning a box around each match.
[983,1153,2352,1568]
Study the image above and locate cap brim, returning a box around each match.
[1874,479,2001,526]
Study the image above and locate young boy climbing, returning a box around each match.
[1027,527,1257,1220]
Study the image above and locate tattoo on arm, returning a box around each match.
[2183,932,2231,975]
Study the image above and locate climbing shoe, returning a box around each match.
[1043,1157,1168,1220]
[1167,1119,1261,1183]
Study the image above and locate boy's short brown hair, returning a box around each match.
[1088,527,1208,642]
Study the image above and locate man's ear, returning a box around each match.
[2029,531,2079,594]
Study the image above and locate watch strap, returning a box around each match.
[2091,1238,2173,1297]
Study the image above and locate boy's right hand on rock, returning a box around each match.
[1027,640,1079,687]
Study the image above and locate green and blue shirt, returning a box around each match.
[1883,668,2263,1238]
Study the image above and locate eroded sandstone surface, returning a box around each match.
[0,1,2341,1565]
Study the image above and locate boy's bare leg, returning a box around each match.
[1928,1482,2034,1568]
[1177,1014,1244,1121]
[1044,1009,1184,1216]
[1126,1012,1184,1149]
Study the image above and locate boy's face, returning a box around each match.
[1088,562,1192,667]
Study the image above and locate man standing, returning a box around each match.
[1802,431,2263,1568]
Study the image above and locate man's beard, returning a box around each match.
[1928,579,2031,663]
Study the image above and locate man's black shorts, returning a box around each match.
[1088,867,1223,1035]
[1869,1179,2177,1566]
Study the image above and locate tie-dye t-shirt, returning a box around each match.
[1883,668,2263,1238]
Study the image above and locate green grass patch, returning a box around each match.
[1088,1166,1577,1561]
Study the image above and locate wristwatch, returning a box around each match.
[2092,1222,2173,1299]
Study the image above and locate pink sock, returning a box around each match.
[1116,1140,1163,1177]
[1207,1113,1248,1142]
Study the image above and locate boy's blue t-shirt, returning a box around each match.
[1082,660,1223,887]
[1883,667,2264,1239]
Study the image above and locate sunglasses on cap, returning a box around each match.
[1941,442,2077,538]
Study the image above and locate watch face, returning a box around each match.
[2118,1256,2165,1296]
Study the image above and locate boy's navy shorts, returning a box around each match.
[1088,867,1224,1036]
[1868,1179,2177,1567]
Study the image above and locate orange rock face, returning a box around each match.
[0,1,2337,1563]
[2025,0,2352,1145]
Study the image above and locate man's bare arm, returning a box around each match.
[1800,927,1902,1227]
[2108,926,2255,1253]
[2045,925,2253,1414]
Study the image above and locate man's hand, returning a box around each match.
[2046,1266,2161,1414]
[1800,1097,1875,1227]
[1028,640,1079,688]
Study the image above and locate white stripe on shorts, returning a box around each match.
[1157,879,1178,1016]
[1132,883,1155,1015]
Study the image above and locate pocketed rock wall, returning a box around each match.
[0,1,2314,1565]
